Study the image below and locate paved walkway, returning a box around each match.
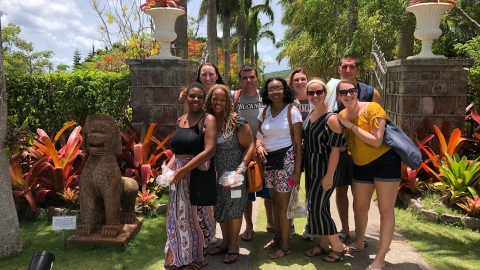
[204,190,432,270]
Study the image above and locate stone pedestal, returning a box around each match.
[385,58,473,135]
[66,218,143,248]
[126,59,198,137]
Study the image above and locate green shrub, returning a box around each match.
[6,70,131,135]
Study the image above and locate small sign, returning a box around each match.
[52,216,77,231]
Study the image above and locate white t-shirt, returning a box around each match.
[257,105,302,152]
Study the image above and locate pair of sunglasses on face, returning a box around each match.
[337,88,357,96]
[307,89,326,96]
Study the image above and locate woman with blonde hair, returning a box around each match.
[302,79,347,262]
[336,79,401,270]
[205,84,254,264]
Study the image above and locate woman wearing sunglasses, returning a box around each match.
[336,79,401,270]
[302,79,347,263]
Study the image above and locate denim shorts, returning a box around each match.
[353,148,401,184]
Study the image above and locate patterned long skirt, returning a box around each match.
[164,157,215,268]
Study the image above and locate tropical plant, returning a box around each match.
[10,121,85,211]
[140,0,185,11]
[427,153,480,206]
[117,114,173,190]
[136,188,159,210]
[57,188,80,209]
[456,196,480,217]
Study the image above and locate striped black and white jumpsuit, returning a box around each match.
[302,111,346,235]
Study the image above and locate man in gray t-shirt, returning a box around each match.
[233,65,273,242]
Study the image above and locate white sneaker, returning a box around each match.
[303,224,314,241]
[211,236,217,244]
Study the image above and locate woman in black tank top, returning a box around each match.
[164,82,217,270]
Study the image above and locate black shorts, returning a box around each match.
[353,148,401,184]
[336,150,353,187]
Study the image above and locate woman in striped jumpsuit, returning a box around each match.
[302,79,347,263]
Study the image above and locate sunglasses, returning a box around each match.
[307,90,326,96]
[338,88,357,96]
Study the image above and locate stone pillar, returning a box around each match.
[126,59,198,137]
[385,59,473,135]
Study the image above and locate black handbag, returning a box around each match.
[188,113,217,206]
[190,159,217,206]
[383,120,422,170]
[265,146,291,170]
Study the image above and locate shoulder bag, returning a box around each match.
[189,114,217,206]
[383,120,423,170]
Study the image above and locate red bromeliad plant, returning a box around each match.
[10,120,85,211]
[140,0,185,11]
[118,113,173,190]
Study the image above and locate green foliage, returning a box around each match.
[428,153,480,205]
[2,23,53,76]
[73,49,82,69]
[454,36,480,108]
[6,70,131,135]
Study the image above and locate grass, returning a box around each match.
[394,199,480,270]
[0,210,167,270]
[415,192,467,217]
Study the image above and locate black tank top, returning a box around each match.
[170,114,207,155]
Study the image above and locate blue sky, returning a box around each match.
[0,0,289,73]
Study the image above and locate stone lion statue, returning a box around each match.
[76,114,138,238]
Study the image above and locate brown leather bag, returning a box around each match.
[246,150,264,193]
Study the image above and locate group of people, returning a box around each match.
[163,55,400,270]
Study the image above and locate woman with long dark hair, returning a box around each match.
[256,77,303,259]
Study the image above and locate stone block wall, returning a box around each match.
[126,59,198,137]
[385,59,473,135]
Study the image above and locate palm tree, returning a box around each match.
[245,4,275,66]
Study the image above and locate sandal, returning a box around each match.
[223,252,239,264]
[322,247,347,263]
[184,260,208,270]
[305,244,329,257]
[338,232,350,243]
[164,265,183,270]
[240,230,255,242]
[266,227,275,233]
[268,246,291,259]
[264,237,281,250]
[209,246,227,256]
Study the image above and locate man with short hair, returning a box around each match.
[232,64,275,241]
[334,54,381,245]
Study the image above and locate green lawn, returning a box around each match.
[394,200,480,270]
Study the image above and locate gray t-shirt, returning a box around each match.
[233,89,264,140]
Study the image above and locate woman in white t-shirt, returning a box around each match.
[255,77,303,259]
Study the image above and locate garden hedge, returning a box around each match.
[6,70,131,135]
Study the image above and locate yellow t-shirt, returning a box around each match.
[340,102,391,166]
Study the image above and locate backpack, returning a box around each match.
[233,89,243,110]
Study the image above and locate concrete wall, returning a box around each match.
[385,58,473,135]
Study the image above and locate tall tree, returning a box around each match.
[237,0,246,69]
[245,1,275,65]
[73,49,82,69]
[0,18,22,259]
[2,23,53,75]
[207,0,218,65]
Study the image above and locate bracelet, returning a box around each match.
[350,124,356,129]
[255,144,263,149]
[237,163,247,173]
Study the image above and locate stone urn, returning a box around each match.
[145,7,185,59]
[406,2,454,59]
